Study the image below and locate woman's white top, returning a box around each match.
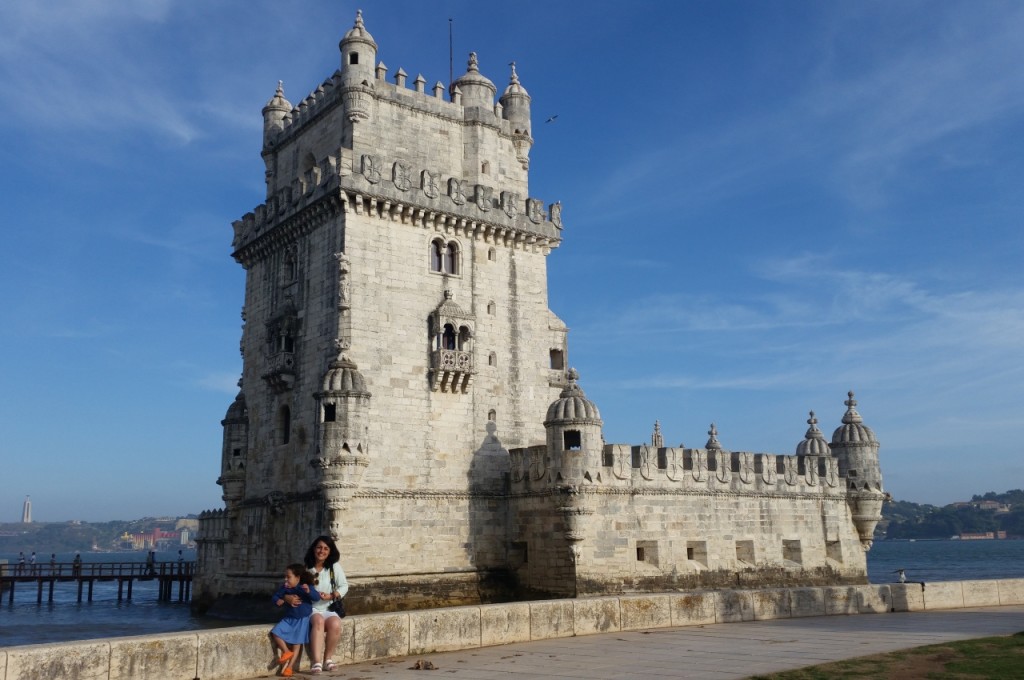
[309,562,349,613]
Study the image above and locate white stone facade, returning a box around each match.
[196,12,885,613]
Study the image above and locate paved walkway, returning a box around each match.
[265,606,1024,679]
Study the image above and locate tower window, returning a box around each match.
[277,405,291,445]
[232,448,241,457]
[446,240,460,275]
[488,352,496,366]
[442,324,456,350]
[487,409,496,421]
[349,52,359,65]
[481,161,490,174]
[323,404,336,422]
[487,301,496,315]
[549,349,564,370]
[430,239,444,272]
[487,247,496,261]
[563,430,581,450]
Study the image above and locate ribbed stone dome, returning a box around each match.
[321,353,369,395]
[796,411,830,455]
[341,9,377,48]
[545,368,601,424]
[831,391,878,445]
[451,52,496,105]
[500,62,529,99]
[223,390,248,424]
[263,81,292,114]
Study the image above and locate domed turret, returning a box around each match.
[544,369,603,485]
[262,81,292,145]
[796,411,830,456]
[830,391,885,550]
[451,52,496,108]
[705,423,722,451]
[217,385,248,506]
[338,10,377,122]
[315,346,372,540]
[499,61,534,170]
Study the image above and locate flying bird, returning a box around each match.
[545,115,559,123]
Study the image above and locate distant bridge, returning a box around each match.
[0,561,194,604]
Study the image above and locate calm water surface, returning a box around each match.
[3,541,1024,647]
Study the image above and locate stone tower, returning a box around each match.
[197,11,885,613]
[196,10,567,611]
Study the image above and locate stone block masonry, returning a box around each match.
[5,580,1024,680]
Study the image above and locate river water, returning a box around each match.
[3,541,1024,648]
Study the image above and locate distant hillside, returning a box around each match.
[0,516,194,554]
[881,489,1024,539]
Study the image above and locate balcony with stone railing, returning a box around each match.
[430,349,474,393]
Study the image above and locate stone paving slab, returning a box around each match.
[243,606,1024,679]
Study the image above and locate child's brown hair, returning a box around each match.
[286,562,315,586]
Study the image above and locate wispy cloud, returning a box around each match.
[197,372,241,394]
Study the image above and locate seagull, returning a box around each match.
[545,114,559,123]
[894,568,906,583]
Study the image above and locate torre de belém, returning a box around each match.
[195,11,887,614]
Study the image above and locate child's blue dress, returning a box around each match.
[270,584,321,644]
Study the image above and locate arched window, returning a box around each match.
[442,324,456,350]
[488,409,496,421]
[481,161,490,174]
[429,239,444,272]
[457,325,471,351]
[487,247,496,261]
[446,241,459,275]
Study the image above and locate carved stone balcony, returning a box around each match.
[261,351,296,393]
[430,349,474,393]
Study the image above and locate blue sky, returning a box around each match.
[1,1,1022,522]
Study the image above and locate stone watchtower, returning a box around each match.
[196,11,568,611]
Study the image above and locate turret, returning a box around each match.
[830,391,885,550]
[217,385,248,506]
[338,10,377,122]
[313,345,371,539]
[544,368,603,485]
[796,411,829,483]
[451,52,497,108]
[261,81,291,146]
[500,62,534,169]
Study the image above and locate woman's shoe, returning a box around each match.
[277,650,294,665]
[310,662,323,674]
[324,659,337,671]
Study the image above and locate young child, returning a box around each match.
[270,563,321,676]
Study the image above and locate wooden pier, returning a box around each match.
[0,561,194,604]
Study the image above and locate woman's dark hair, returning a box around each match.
[303,535,341,569]
[286,562,315,586]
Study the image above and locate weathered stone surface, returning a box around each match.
[961,579,1000,607]
[620,594,672,630]
[923,581,964,610]
[890,583,926,612]
[530,600,574,639]
[573,596,620,635]
[481,602,531,646]
[670,591,717,626]
[998,578,1024,605]
[751,589,791,620]
[824,585,888,615]
[109,633,198,680]
[789,588,826,618]
[353,613,409,661]
[196,625,274,679]
[410,606,481,654]
[5,641,110,680]
[716,589,754,622]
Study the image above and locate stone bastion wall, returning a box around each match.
[3,578,1023,680]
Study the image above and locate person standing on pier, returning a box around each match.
[16,552,25,575]
[72,552,82,577]
[49,554,56,575]
[29,552,36,575]
[270,563,320,677]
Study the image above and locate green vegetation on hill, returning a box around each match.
[0,517,193,554]
[881,489,1024,540]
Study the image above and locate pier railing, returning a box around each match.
[0,561,194,604]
